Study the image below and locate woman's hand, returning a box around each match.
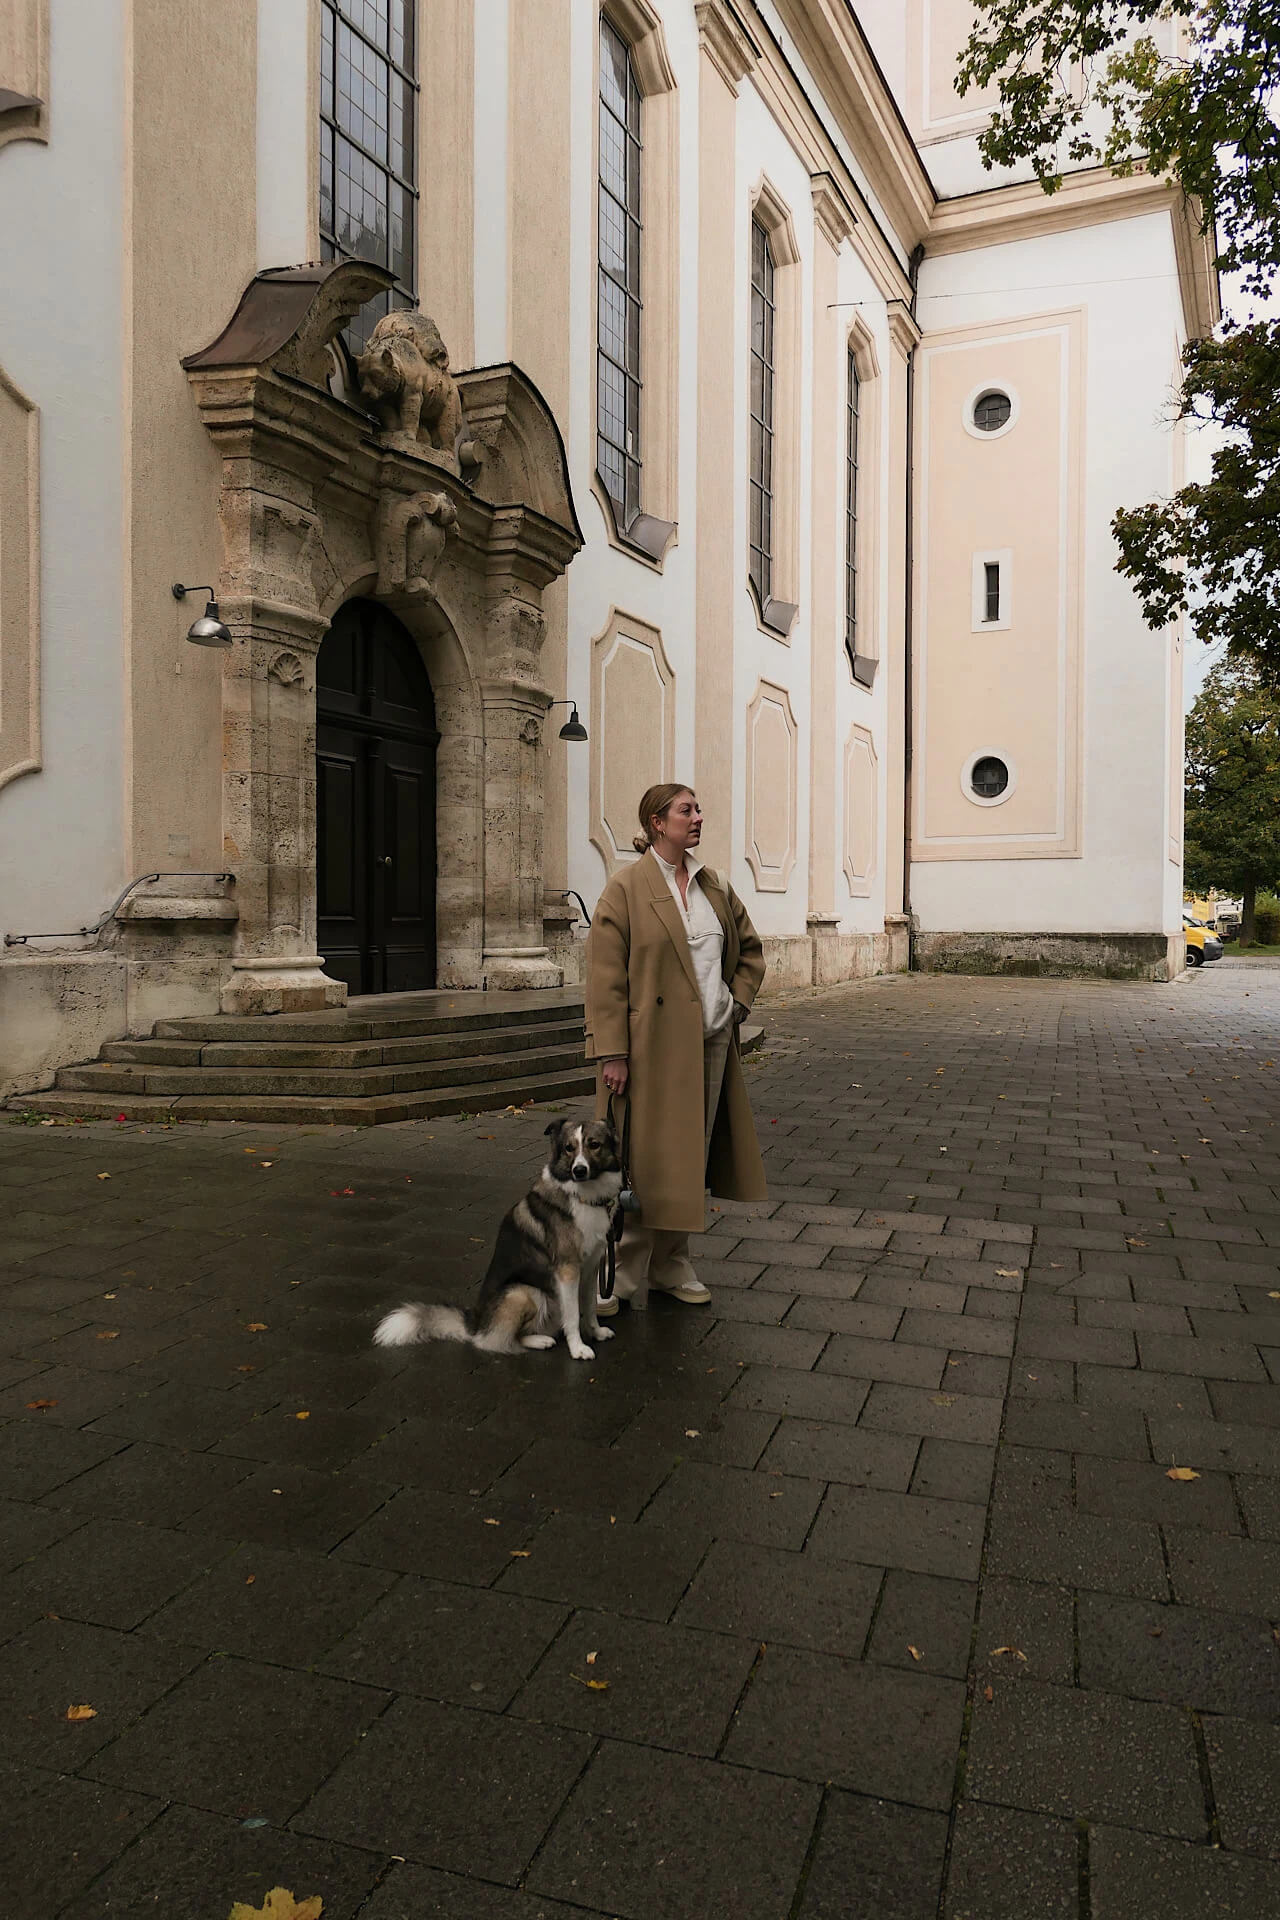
[602,1057,629,1096]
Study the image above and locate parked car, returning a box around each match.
[1183,922,1223,967]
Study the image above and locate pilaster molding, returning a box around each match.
[695,0,759,93]
[811,171,857,251]
[0,0,49,149]
[745,679,798,892]
[0,363,39,791]
[887,301,921,359]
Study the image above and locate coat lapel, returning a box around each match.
[640,853,701,997]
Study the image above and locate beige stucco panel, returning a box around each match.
[746,679,797,891]
[915,313,1083,857]
[590,609,675,873]
[0,364,39,789]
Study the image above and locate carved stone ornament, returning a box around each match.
[356,311,464,459]
[520,715,542,745]
[373,488,459,600]
[267,651,305,686]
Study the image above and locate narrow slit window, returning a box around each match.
[749,218,776,608]
[597,17,643,530]
[844,348,859,671]
[984,561,1001,624]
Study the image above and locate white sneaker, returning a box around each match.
[653,1278,712,1305]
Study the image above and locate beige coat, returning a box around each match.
[584,851,768,1232]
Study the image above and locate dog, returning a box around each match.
[373,1119,622,1362]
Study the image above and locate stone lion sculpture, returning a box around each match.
[356,310,464,455]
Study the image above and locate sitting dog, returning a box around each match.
[374,1119,622,1362]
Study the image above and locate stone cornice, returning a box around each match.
[886,301,921,358]
[695,0,760,93]
[811,171,857,250]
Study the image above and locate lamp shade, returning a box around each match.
[558,706,588,742]
[187,598,233,648]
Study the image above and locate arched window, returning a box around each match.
[319,0,419,349]
[598,16,643,529]
[845,349,859,671]
[749,218,776,608]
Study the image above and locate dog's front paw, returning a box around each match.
[590,1324,616,1341]
[566,1340,595,1361]
[520,1333,557,1350]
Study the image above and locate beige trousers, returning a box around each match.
[614,1027,731,1305]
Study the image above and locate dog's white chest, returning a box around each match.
[568,1194,611,1261]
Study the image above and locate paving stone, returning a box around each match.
[1009,1356,1075,1400]
[0,1615,202,1763]
[44,1438,257,1527]
[86,1654,386,1821]
[4,1515,232,1630]
[796,1790,948,1920]
[964,1677,1207,1837]
[944,1802,1078,1920]
[1015,1324,1136,1368]
[866,1570,977,1678]
[529,1739,819,1920]
[1079,1299,1192,1333]
[1088,1824,1280,1918]
[910,1437,996,1503]
[0,1420,121,1499]
[211,1404,396,1474]
[641,1458,824,1549]
[1164,1526,1280,1617]
[751,1264,864,1299]
[783,1298,903,1337]
[319,1574,568,1710]
[512,1607,756,1755]
[858,1276,970,1311]
[334,1486,543,1583]
[612,1397,778,1469]
[1074,1454,1241,1532]
[758,1418,920,1490]
[1077,1365,1213,1416]
[975,1576,1075,1684]
[1150,1414,1280,1476]
[0,1494,83,1572]
[808,1486,986,1579]
[54,1803,388,1920]
[1207,1380,1280,1429]
[1078,1591,1280,1720]
[142,1539,395,1665]
[183,1461,396,1553]
[1234,1472,1280,1541]
[1203,1716,1280,1861]
[354,1864,608,1919]
[1139,1334,1269,1381]
[1,1765,160,1920]
[860,1381,1004,1445]
[708,1287,795,1324]
[697,1322,829,1370]
[1003,1400,1150,1459]
[724,1644,965,1809]
[899,1310,1015,1356]
[352,1414,531,1494]
[497,1511,711,1620]
[674,1537,880,1656]
[986,1506,1168,1600]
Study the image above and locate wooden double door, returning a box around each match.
[316,600,439,995]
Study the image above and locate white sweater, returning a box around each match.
[651,850,735,1039]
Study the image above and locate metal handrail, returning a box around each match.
[4,871,234,948]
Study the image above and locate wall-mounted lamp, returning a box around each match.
[548,699,588,742]
[172,582,232,648]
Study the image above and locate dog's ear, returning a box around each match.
[544,1120,562,1139]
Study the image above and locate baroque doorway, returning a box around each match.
[316,599,439,994]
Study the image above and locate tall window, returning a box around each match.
[844,349,859,670]
[749,219,776,608]
[320,0,418,350]
[598,17,643,529]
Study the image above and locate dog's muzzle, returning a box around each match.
[572,1161,592,1181]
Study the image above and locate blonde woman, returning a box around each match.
[584,783,767,1309]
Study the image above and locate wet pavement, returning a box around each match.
[3,964,1280,1918]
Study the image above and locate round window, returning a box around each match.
[972,389,1012,433]
[970,755,1010,799]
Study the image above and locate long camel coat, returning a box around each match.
[584,850,768,1233]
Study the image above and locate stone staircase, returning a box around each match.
[19,988,597,1127]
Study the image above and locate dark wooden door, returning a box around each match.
[316,600,438,995]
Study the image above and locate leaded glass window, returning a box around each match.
[320,0,418,350]
[845,349,859,670]
[598,17,643,528]
[749,219,776,608]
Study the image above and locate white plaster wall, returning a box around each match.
[473,0,511,366]
[910,210,1186,935]
[257,0,312,268]
[0,1,126,940]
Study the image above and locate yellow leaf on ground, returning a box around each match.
[65,1704,97,1722]
[96,1330,120,1341]
[27,1399,58,1411]
[1166,1467,1200,1482]
[294,1411,310,1421]
[571,1674,609,1690]
[907,1645,922,1662]
[990,1646,1028,1661]
[995,1268,1021,1279]
[96,1173,111,1180]
[508,1550,531,1558]
[228,1891,323,1920]
[245,1323,268,1333]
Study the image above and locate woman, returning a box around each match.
[584,783,767,1310]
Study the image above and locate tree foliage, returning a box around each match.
[1183,660,1280,937]
[958,2,1280,674]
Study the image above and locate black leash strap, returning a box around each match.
[600,1091,633,1301]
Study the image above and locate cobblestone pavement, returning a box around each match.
[4,966,1280,1919]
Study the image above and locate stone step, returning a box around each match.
[153,985,585,1046]
[21,1062,599,1127]
[55,1040,588,1101]
[99,1018,587,1072]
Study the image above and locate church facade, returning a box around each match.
[0,1,1214,1097]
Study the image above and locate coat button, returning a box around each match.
[656,995,663,1005]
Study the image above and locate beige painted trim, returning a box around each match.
[807,212,840,917]
[750,173,801,634]
[422,2,475,365]
[592,3,680,548]
[846,313,881,671]
[589,607,676,874]
[882,303,916,914]
[745,678,798,891]
[0,364,40,790]
[695,0,759,94]
[0,0,49,148]
[905,0,992,147]
[912,307,1086,863]
[306,0,321,262]
[844,723,877,897]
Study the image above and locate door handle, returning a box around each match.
[380,856,394,868]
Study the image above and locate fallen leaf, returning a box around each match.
[684,1429,701,1439]
[245,1323,268,1333]
[1269,1291,1280,1300]
[294,1411,310,1421]
[65,1704,97,1722]
[103,1293,116,1300]
[260,1162,274,1168]
[983,1685,994,1703]
[990,1646,1028,1661]
[96,1330,120,1341]
[907,1645,923,1662]
[586,1650,599,1665]
[768,1491,784,1499]
[571,1674,609,1691]
[246,1575,256,1586]
[227,1891,324,1920]
[995,1267,1021,1279]
[930,1393,956,1407]
[236,1364,256,1374]
[96,1172,111,1181]
[1166,1466,1200,1482]
[509,1549,531,1558]
[26,1399,58,1411]
[1126,1238,1148,1249]
[479,1135,497,1141]
[482,1518,501,1527]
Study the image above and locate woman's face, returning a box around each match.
[654,790,702,855]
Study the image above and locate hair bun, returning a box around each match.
[631,833,650,854]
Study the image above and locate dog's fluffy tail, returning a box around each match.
[374,1302,471,1347]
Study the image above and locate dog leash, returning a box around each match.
[600,1091,635,1302]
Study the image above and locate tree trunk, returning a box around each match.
[1242,877,1258,946]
